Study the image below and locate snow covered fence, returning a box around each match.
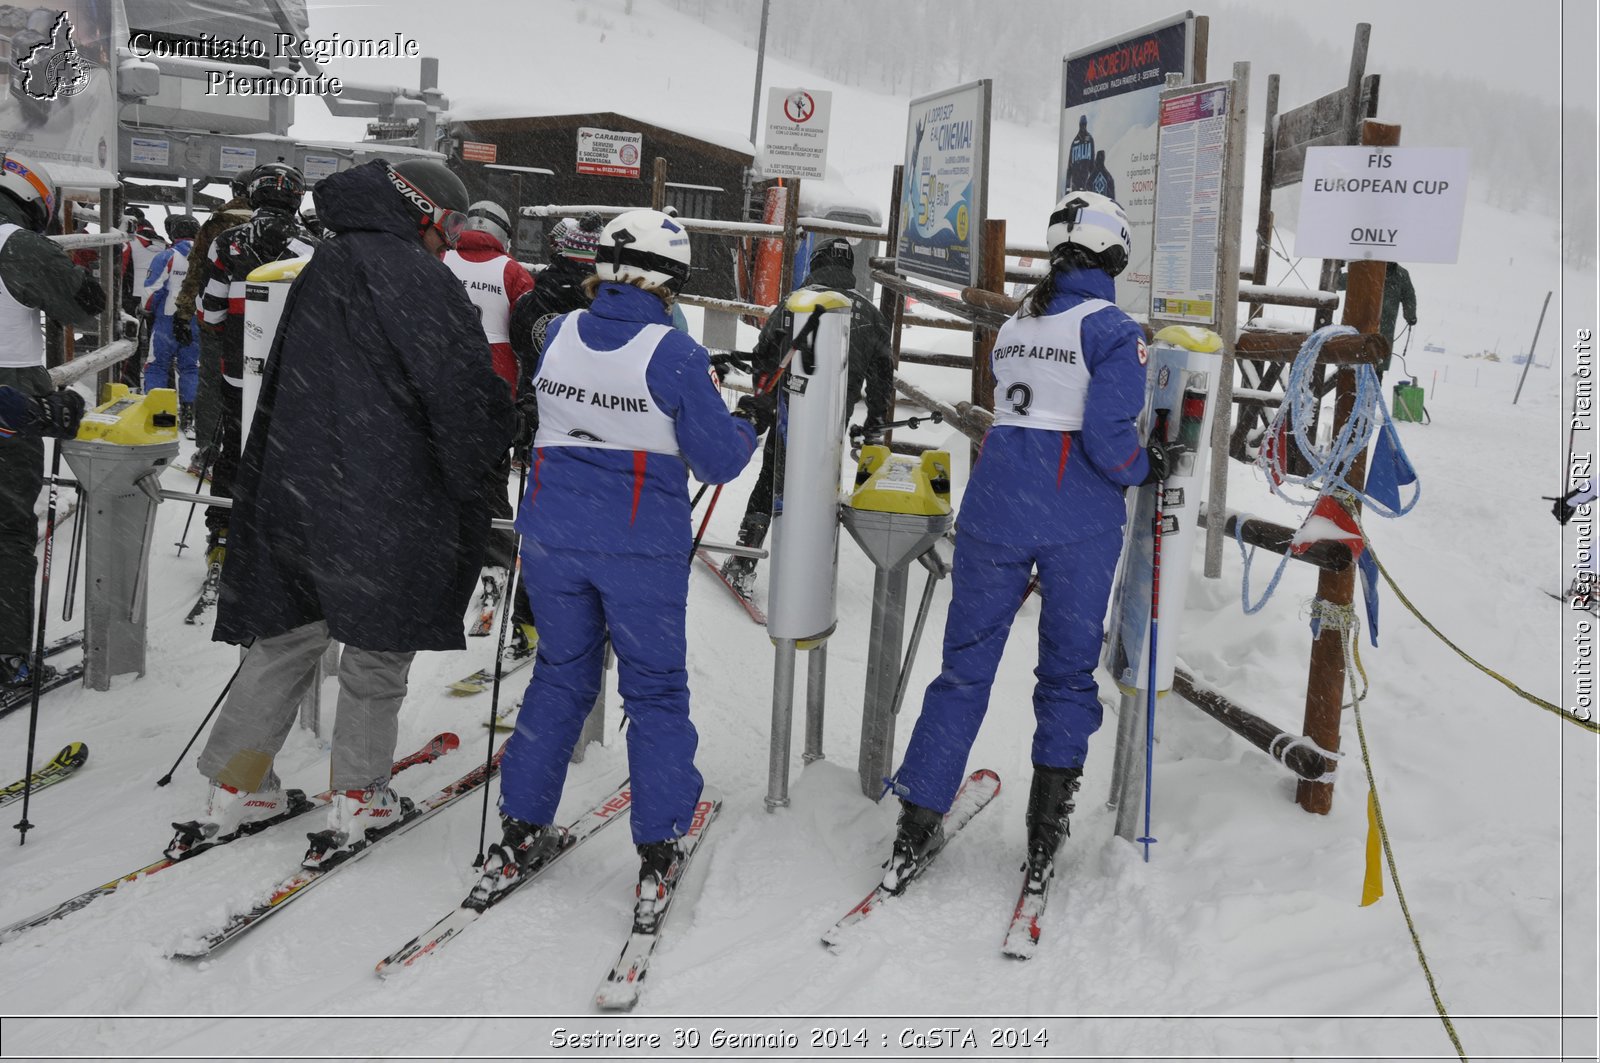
[48,231,129,251]
[46,340,137,389]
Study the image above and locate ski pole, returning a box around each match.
[474,459,529,868]
[155,655,246,786]
[175,412,225,557]
[688,481,711,513]
[14,441,64,845]
[1139,410,1171,863]
[690,483,724,556]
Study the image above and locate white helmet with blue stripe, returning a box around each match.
[596,209,692,292]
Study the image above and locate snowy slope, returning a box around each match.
[2,0,1594,1059]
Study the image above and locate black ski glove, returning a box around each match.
[732,393,776,436]
[1141,435,1186,485]
[171,315,193,347]
[708,350,753,376]
[31,388,86,439]
[512,391,540,451]
[74,272,106,317]
[1554,490,1581,525]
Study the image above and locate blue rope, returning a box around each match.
[1239,325,1424,612]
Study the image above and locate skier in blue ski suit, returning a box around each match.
[882,192,1181,893]
[489,209,769,897]
[141,215,202,432]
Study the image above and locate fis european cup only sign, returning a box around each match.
[1294,147,1470,264]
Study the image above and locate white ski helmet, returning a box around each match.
[595,209,692,292]
[466,200,512,248]
[0,152,57,233]
[1046,191,1131,276]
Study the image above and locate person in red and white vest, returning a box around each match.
[441,200,537,649]
[442,200,534,395]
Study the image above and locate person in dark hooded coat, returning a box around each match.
[171,159,516,869]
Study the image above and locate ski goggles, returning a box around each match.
[432,207,469,247]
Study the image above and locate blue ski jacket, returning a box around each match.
[515,281,758,556]
[958,267,1150,547]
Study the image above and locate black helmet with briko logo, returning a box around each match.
[386,159,470,247]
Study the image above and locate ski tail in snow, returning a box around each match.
[374,780,633,977]
[594,787,722,1012]
[184,560,224,625]
[1001,857,1054,959]
[821,769,1000,950]
[447,643,536,696]
[468,569,506,637]
[0,743,89,808]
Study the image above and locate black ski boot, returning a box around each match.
[719,555,757,597]
[634,838,684,932]
[468,815,566,911]
[882,799,944,894]
[1022,765,1082,889]
[720,512,769,598]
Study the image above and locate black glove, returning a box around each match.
[1141,435,1186,485]
[512,391,540,451]
[1554,489,1582,525]
[732,393,776,436]
[74,272,106,317]
[860,415,887,441]
[121,294,142,319]
[31,389,85,439]
[708,351,753,376]
[171,315,193,347]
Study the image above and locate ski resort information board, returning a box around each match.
[1150,84,1230,325]
[761,86,832,180]
[896,80,991,288]
[1059,14,1196,319]
[1295,146,1470,264]
[0,0,118,187]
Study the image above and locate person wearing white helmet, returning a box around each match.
[877,191,1180,898]
[440,199,536,647]
[0,152,105,691]
[481,208,768,909]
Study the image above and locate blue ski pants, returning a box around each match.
[498,541,702,844]
[143,316,200,404]
[891,525,1121,814]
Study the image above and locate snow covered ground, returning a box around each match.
[3,0,1595,1059]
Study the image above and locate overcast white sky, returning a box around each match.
[305,0,1593,115]
[1219,0,1582,103]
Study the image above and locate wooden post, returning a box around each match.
[1202,61,1251,580]
[1248,74,1280,322]
[650,157,668,211]
[777,179,801,303]
[971,219,1005,465]
[880,166,905,442]
[1296,119,1398,815]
